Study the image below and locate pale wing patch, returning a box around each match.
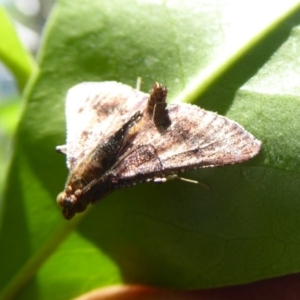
[62,81,148,169]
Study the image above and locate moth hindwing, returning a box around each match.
[56,81,261,219]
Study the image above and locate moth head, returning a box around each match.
[57,188,87,220]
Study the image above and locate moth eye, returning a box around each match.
[62,198,88,220]
[62,207,75,220]
[57,192,76,208]
[56,192,65,207]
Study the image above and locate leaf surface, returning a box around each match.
[0,6,35,91]
[1,1,300,299]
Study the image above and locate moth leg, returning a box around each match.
[56,145,67,155]
[154,174,210,190]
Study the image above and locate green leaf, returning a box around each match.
[1,0,300,299]
[0,98,21,192]
[0,6,36,91]
[0,98,21,134]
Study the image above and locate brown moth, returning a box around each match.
[56,82,261,219]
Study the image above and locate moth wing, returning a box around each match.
[158,103,261,169]
[113,103,261,180]
[62,81,149,169]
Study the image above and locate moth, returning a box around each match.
[56,81,261,219]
